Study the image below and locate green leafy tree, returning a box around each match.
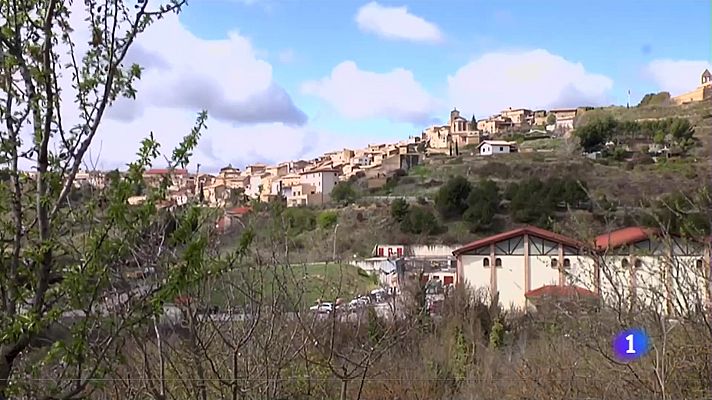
[317,210,338,229]
[0,2,241,397]
[575,113,618,152]
[105,169,121,185]
[434,176,472,219]
[463,180,500,232]
[400,207,440,235]
[653,130,666,144]
[390,198,410,221]
[331,181,358,205]
[546,113,556,125]
[283,207,317,234]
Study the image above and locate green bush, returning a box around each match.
[331,181,358,205]
[390,198,410,222]
[316,211,338,229]
[400,207,441,235]
[463,179,500,232]
[505,176,588,227]
[282,207,317,234]
[434,176,472,219]
[576,113,695,152]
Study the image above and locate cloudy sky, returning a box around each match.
[77,0,710,171]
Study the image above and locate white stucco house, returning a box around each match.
[285,168,340,207]
[454,226,595,310]
[594,227,710,315]
[453,225,712,314]
[477,140,517,156]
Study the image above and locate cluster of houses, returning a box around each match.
[358,225,711,314]
[70,104,589,210]
[69,139,424,210]
[421,106,594,156]
[67,72,712,215]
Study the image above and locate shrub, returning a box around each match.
[434,176,472,219]
[463,179,500,232]
[506,176,588,227]
[390,198,410,222]
[331,181,358,205]
[575,113,617,152]
[611,148,627,161]
[282,207,317,235]
[400,207,441,235]
[317,211,338,229]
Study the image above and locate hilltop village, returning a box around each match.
[67,105,594,208]
[51,69,710,217]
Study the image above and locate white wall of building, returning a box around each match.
[480,143,511,156]
[246,175,262,198]
[458,234,599,310]
[300,171,339,195]
[497,255,527,309]
[461,254,491,296]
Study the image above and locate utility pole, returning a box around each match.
[332,223,340,261]
[627,89,631,109]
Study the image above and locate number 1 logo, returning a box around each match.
[613,329,649,361]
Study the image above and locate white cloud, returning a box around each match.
[645,59,712,95]
[91,108,337,172]
[355,2,443,43]
[447,49,613,117]
[46,3,360,172]
[301,61,438,124]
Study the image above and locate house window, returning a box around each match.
[495,258,502,267]
[621,258,629,268]
[563,258,571,269]
[551,258,558,268]
[378,248,384,257]
[483,258,490,268]
[634,259,642,269]
[499,147,504,151]
[696,259,704,269]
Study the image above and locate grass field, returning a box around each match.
[206,262,378,311]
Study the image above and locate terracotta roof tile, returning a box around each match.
[226,206,251,216]
[595,227,659,250]
[525,285,599,299]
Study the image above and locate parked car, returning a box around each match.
[309,302,333,314]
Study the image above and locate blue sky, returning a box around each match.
[93,0,711,170]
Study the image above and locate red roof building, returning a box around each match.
[453,225,583,256]
[594,226,659,251]
[453,226,591,309]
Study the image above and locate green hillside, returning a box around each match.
[205,262,378,310]
[223,99,712,264]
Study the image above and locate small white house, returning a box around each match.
[477,140,517,156]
